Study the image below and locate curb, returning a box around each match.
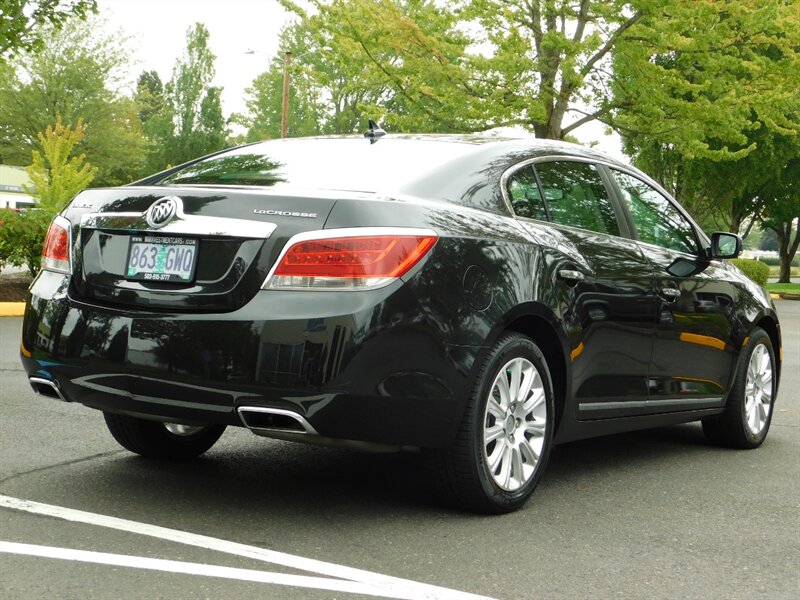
[770,292,800,301]
[0,302,25,317]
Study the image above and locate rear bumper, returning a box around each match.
[20,271,475,448]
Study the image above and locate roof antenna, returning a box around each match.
[364,119,386,144]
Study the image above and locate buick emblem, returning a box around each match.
[145,196,179,228]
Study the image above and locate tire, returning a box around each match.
[424,333,555,514]
[104,413,226,459]
[702,328,776,449]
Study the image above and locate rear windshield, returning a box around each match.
[155,137,477,192]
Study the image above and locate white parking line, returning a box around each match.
[0,541,427,598]
[0,495,493,600]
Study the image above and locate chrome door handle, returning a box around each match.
[660,287,680,300]
[558,269,585,283]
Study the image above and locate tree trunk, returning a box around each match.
[774,219,800,284]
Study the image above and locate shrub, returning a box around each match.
[0,208,55,276]
[730,258,770,287]
[757,255,799,267]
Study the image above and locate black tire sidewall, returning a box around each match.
[470,334,555,510]
[104,412,225,459]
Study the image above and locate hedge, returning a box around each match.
[0,208,54,276]
[729,258,770,287]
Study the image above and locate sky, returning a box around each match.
[97,0,624,158]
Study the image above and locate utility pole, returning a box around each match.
[281,51,292,139]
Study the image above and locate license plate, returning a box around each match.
[125,235,198,282]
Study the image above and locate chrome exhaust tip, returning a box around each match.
[237,406,317,435]
[29,377,68,402]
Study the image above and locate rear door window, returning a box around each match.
[505,166,548,220]
[532,161,621,236]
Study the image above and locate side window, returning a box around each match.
[610,170,698,254]
[505,166,547,220]
[533,161,620,236]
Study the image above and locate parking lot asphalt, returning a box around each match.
[1,300,798,599]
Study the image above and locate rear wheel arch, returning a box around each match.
[475,304,570,434]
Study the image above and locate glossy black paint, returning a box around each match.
[21,136,782,449]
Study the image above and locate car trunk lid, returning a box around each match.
[67,186,339,311]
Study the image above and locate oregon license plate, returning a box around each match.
[125,235,198,282]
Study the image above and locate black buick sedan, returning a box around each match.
[21,134,781,513]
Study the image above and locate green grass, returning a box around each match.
[766,282,800,293]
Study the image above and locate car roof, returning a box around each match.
[140,134,636,214]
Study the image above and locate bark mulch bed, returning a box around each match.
[0,272,33,302]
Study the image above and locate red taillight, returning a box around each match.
[266,229,437,290]
[42,216,71,273]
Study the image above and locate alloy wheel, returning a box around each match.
[744,343,773,436]
[482,357,547,491]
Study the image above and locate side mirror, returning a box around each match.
[710,232,742,259]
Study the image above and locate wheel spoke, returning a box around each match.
[749,401,761,432]
[510,446,524,489]
[756,400,768,425]
[522,378,544,413]
[508,359,522,404]
[524,420,546,438]
[487,396,505,420]
[498,445,513,488]
[519,436,540,465]
[758,348,770,375]
[487,438,506,473]
[495,372,511,410]
[485,423,504,443]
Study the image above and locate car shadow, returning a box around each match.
[3,421,730,527]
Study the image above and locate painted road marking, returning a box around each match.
[0,542,430,599]
[0,495,492,600]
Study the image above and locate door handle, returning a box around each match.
[660,287,681,300]
[558,269,585,284]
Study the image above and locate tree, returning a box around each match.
[614,0,800,238]
[0,17,144,185]
[135,70,175,173]
[760,156,800,283]
[135,24,229,171]
[0,119,96,276]
[612,1,800,161]
[628,123,800,235]
[281,1,799,142]
[240,26,330,140]
[0,0,97,59]
[166,23,228,164]
[24,118,97,211]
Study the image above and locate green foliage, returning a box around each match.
[757,255,799,268]
[134,24,229,172]
[0,208,54,276]
[25,118,97,211]
[0,0,97,59]
[0,118,96,276]
[614,0,800,161]
[0,17,144,186]
[618,1,800,255]
[135,70,174,173]
[729,259,770,287]
[167,23,227,163]
[277,0,799,143]
[760,160,800,282]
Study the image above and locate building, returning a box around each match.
[0,165,35,209]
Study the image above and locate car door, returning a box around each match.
[605,168,738,410]
[505,159,658,418]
